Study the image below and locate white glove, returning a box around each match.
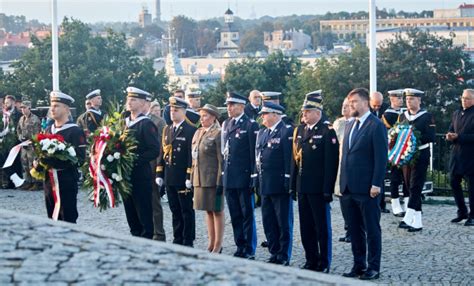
[155,177,163,187]
[185,179,192,189]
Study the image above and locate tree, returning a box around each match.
[0,18,168,113]
[171,16,198,57]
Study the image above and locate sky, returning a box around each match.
[0,0,470,23]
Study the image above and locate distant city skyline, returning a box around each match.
[0,0,471,24]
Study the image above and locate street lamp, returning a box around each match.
[51,0,59,91]
[369,0,377,93]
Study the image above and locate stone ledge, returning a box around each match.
[0,208,370,285]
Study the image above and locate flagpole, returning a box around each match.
[51,0,60,91]
[369,0,377,93]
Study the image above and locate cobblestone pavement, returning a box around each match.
[0,188,473,285]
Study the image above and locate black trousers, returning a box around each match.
[403,149,430,211]
[262,194,292,262]
[123,177,154,239]
[166,185,195,246]
[44,170,78,223]
[450,173,474,219]
[225,188,256,255]
[341,191,381,272]
[389,166,409,198]
[299,193,332,269]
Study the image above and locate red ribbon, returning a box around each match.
[48,169,61,220]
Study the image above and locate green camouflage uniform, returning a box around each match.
[17,113,41,184]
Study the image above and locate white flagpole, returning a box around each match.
[51,0,60,91]
[369,0,377,94]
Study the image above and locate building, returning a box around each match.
[321,4,474,41]
[216,8,240,53]
[139,6,152,28]
[264,29,311,54]
[155,0,161,23]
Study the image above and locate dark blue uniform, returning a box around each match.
[244,103,260,120]
[255,121,293,264]
[124,115,161,239]
[222,113,259,257]
[163,104,200,127]
[157,120,197,246]
[291,121,339,271]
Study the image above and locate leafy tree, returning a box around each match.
[170,15,198,57]
[0,18,168,113]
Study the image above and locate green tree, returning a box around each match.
[171,15,198,57]
[0,18,168,113]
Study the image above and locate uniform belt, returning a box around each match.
[418,143,429,150]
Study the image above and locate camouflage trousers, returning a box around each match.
[21,146,38,184]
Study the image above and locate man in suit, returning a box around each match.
[222,91,259,259]
[244,90,261,120]
[292,91,339,272]
[156,96,197,246]
[446,89,474,226]
[254,101,293,266]
[340,88,387,280]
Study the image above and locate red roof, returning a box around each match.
[459,3,474,9]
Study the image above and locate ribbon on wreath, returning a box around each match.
[89,126,115,208]
[48,168,61,221]
[388,126,412,166]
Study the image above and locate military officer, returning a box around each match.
[17,100,41,190]
[291,90,339,272]
[244,90,262,120]
[254,101,293,265]
[163,89,201,127]
[398,88,435,232]
[446,89,474,226]
[222,91,259,259]
[39,91,86,223]
[260,91,294,127]
[382,89,409,217]
[156,96,197,246]
[124,87,161,239]
[77,89,103,136]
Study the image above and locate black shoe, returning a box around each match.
[398,221,411,229]
[233,250,244,257]
[241,253,255,260]
[393,212,405,217]
[451,215,468,223]
[261,240,268,247]
[359,269,379,280]
[301,262,317,271]
[381,208,390,214]
[274,259,289,266]
[338,236,347,242]
[464,218,474,226]
[407,226,422,232]
[344,236,351,243]
[342,268,366,278]
[315,266,330,273]
[267,256,277,263]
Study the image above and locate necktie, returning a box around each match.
[350,119,360,148]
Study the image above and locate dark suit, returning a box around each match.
[340,112,387,273]
[244,104,260,120]
[371,102,389,119]
[157,120,197,246]
[291,120,339,271]
[255,121,293,263]
[222,113,259,256]
[448,106,474,218]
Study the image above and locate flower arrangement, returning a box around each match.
[29,133,78,180]
[83,110,137,211]
[387,123,420,167]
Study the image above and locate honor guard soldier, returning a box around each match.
[163,89,201,127]
[261,91,294,127]
[382,89,409,217]
[254,101,294,265]
[42,91,86,223]
[156,96,197,246]
[17,100,41,190]
[244,90,262,120]
[124,87,161,239]
[398,88,435,232]
[291,90,339,273]
[77,89,103,136]
[222,91,259,259]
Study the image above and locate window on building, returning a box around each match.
[453,22,458,27]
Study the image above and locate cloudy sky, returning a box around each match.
[0,0,469,23]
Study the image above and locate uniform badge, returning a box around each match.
[332,138,337,144]
[267,143,271,148]
[309,139,313,143]
[235,133,240,138]
[312,145,316,150]
[177,147,181,152]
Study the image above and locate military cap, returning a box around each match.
[21,100,32,108]
[169,96,188,109]
[126,86,151,100]
[301,90,323,110]
[225,91,247,105]
[260,91,282,101]
[198,103,220,118]
[85,89,101,100]
[186,90,202,98]
[403,88,424,97]
[388,89,404,97]
[50,91,75,106]
[259,101,285,115]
